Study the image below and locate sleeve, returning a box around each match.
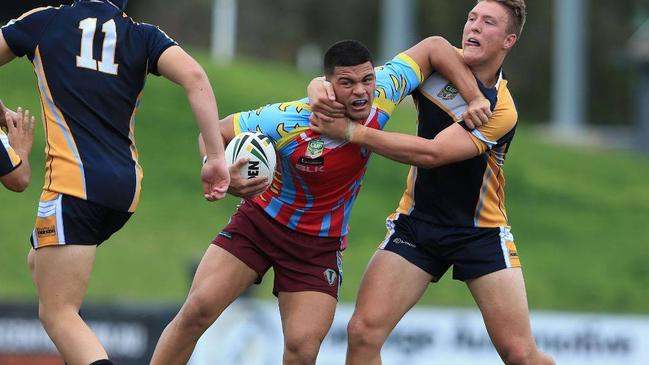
[141,23,178,76]
[0,131,22,177]
[373,53,424,116]
[468,91,518,154]
[1,7,58,60]
[233,98,312,144]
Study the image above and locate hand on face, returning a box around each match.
[308,78,346,123]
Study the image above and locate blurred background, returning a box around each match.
[1,0,648,364]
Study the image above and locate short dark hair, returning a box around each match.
[323,40,374,77]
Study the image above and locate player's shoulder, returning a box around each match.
[493,78,518,124]
[4,5,61,26]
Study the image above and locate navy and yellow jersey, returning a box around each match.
[1,0,177,212]
[0,129,22,177]
[396,68,518,228]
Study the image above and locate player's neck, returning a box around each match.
[470,56,505,88]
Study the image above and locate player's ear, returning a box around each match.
[503,33,517,50]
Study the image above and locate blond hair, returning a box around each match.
[479,0,526,37]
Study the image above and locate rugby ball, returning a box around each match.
[224,132,276,179]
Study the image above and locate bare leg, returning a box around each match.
[346,250,432,365]
[278,291,337,365]
[150,245,259,365]
[466,268,555,365]
[33,245,107,365]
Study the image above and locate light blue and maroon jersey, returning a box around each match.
[1,0,176,212]
[233,53,422,241]
[0,130,22,177]
[396,57,518,228]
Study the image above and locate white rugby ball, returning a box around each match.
[225,132,277,179]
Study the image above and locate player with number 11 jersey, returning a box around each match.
[1,0,176,214]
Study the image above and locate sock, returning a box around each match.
[89,360,113,365]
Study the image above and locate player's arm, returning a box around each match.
[1,108,35,192]
[0,30,18,129]
[403,36,490,127]
[350,121,479,168]
[0,30,17,67]
[198,114,269,198]
[157,45,229,201]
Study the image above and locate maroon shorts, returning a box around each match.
[212,200,344,299]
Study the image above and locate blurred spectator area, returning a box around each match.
[2,0,648,127]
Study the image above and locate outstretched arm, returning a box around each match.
[1,107,35,192]
[310,117,479,169]
[403,36,491,127]
[157,46,229,201]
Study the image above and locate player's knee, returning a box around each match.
[499,342,535,365]
[175,296,219,334]
[283,335,321,364]
[347,314,386,349]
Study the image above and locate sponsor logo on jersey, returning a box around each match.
[437,83,459,100]
[323,268,337,286]
[306,138,324,158]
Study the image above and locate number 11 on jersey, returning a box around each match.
[76,18,119,75]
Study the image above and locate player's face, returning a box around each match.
[462,1,516,67]
[330,62,376,121]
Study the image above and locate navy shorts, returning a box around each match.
[31,191,132,249]
[380,213,521,282]
[213,199,344,300]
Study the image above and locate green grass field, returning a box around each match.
[1,54,648,313]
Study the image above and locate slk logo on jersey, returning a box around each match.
[307,139,324,158]
[323,269,337,286]
[438,83,459,100]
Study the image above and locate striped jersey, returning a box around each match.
[397,64,518,228]
[0,130,22,177]
[1,0,177,212]
[234,53,423,239]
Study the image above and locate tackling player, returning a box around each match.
[150,38,491,365]
[0,1,229,364]
[309,1,556,364]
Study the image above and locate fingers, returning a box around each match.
[312,111,335,124]
[323,80,336,101]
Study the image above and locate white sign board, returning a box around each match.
[190,299,649,365]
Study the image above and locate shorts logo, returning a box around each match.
[36,225,56,237]
[323,268,337,287]
[218,231,233,239]
[438,82,459,100]
[392,237,416,248]
[306,138,324,158]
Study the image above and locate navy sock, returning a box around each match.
[89,360,113,365]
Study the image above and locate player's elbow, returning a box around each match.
[423,36,451,51]
[2,173,30,192]
[179,61,210,93]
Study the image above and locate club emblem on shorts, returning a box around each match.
[307,138,324,158]
[438,82,459,100]
[323,268,337,287]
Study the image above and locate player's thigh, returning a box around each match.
[278,291,337,342]
[466,268,535,347]
[33,245,97,309]
[353,250,432,333]
[186,245,259,311]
